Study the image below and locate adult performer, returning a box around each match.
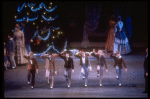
[113,15,131,54]
[105,15,116,52]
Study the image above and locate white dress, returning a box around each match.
[13,30,28,64]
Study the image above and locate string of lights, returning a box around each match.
[27,15,38,21]
[37,28,51,40]
[31,27,61,40]
[16,2,67,56]
[33,46,53,56]
[15,17,26,22]
[43,5,57,12]
[16,2,58,22]
[52,26,60,30]
[41,14,58,21]
[17,2,57,12]
[17,2,26,12]
[33,40,67,56]
[15,16,38,22]
[31,28,50,40]
[31,29,38,39]
[15,14,57,22]
[30,3,36,7]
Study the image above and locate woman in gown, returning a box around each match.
[113,16,131,54]
[105,17,116,52]
[13,24,28,64]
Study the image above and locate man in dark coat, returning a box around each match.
[143,48,148,93]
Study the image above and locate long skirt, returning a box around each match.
[15,41,28,64]
[113,31,131,54]
[105,28,115,51]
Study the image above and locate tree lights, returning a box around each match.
[17,2,57,13]
[15,2,67,55]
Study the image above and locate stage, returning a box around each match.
[4,49,148,98]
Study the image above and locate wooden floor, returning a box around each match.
[4,50,148,98]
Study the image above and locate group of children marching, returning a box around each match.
[23,49,127,89]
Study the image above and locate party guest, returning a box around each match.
[13,24,28,64]
[113,15,131,54]
[4,42,10,70]
[143,48,148,93]
[23,52,38,89]
[7,33,16,69]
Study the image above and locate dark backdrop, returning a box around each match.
[2,1,148,46]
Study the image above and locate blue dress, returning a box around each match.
[113,21,131,54]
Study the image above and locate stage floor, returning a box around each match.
[4,50,148,98]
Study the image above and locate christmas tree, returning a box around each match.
[15,2,67,55]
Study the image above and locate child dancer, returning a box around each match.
[23,52,38,89]
[75,50,92,87]
[110,50,127,86]
[40,52,57,89]
[58,50,74,88]
[91,49,108,86]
